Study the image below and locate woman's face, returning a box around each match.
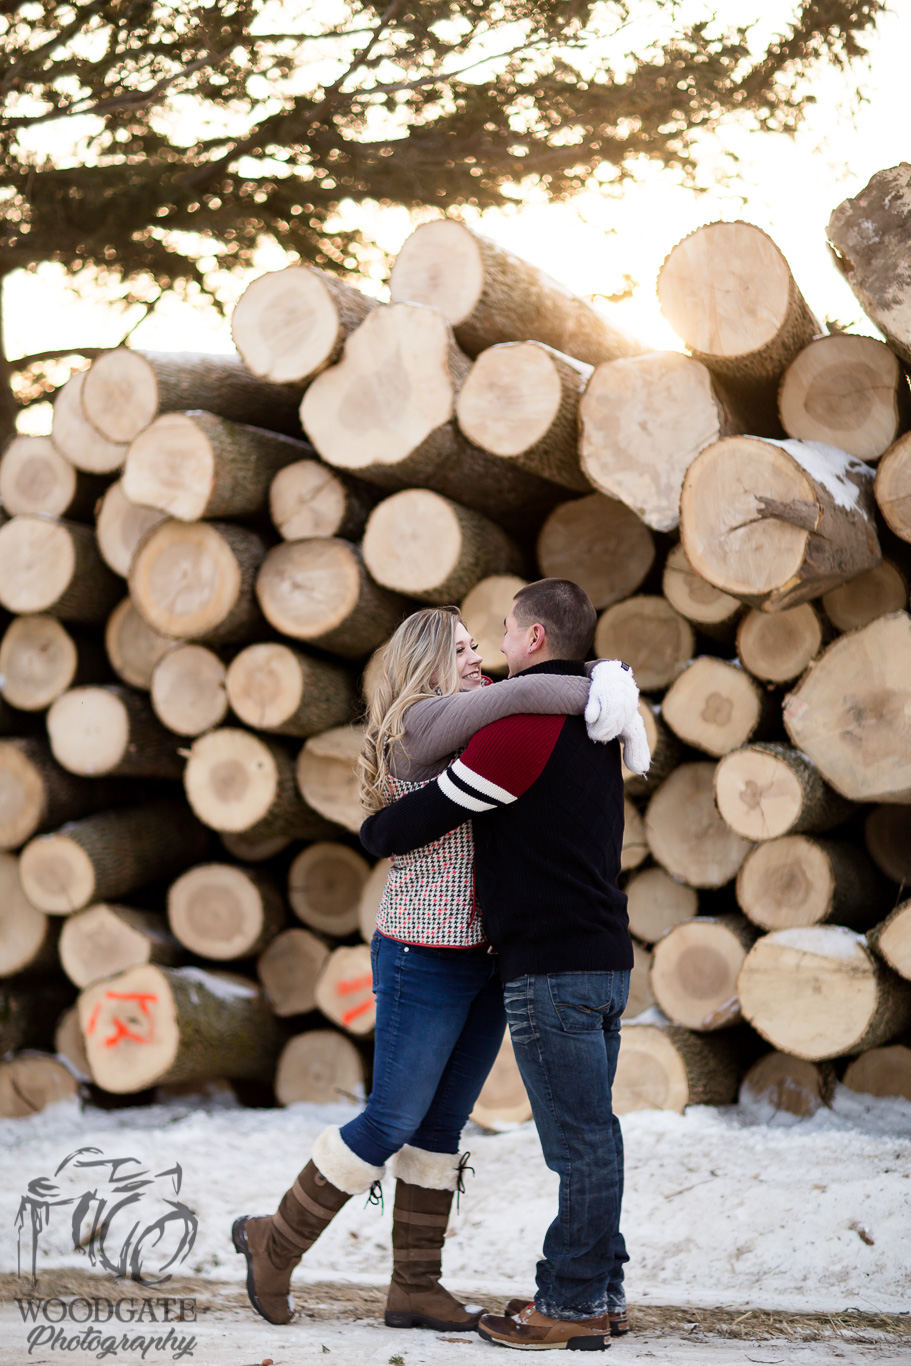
[454,621,483,690]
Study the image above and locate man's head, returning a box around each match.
[501,578,597,676]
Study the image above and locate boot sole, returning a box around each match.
[385,1310,480,1331]
[232,1216,292,1326]
[478,1325,609,1351]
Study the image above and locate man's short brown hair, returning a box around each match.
[512,578,596,659]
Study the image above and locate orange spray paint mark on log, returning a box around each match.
[336,974,372,996]
[341,999,375,1028]
[95,990,159,1048]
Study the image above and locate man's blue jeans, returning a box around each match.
[504,969,631,1321]
[340,933,506,1167]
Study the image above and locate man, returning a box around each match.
[360,578,648,1352]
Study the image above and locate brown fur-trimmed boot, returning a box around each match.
[384,1146,481,1332]
[233,1126,384,1325]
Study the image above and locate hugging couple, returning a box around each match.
[233,577,649,1352]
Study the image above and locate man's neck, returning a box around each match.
[511,657,585,678]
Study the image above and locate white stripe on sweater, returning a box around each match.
[438,770,496,812]
[451,758,517,805]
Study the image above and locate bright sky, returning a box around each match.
[9,3,909,434]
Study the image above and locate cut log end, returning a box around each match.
[288,841,369,936]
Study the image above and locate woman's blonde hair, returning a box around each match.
[359,606,463,812]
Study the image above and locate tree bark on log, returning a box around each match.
[269,460,378,542]
[258,928,330,1017]
[167,863,285,960]
[78,963,285,1092]
[778,333,909,462]
[783,611,911,802]
[226,642,355,737]
[105,597,174,690]
[54,1005,92,1080]
[0,1054,80,1117]
[865,804,911,885]
[739,1050,835,1117]
[842,1044,911,1102]
[287,841,370,937]
[151,643,229,737]
[0,851,56,975]
[650,913,758,1031]
[662,543,744,643]
[129,519,267,645]
[363,490,524,604]
[0,736,120,849]
[821,559,908,632]
[827,164,911,366]
[184,727,334,840]
[219,831,291,863]
[1,982,75,1053]
[736,603,825,684]
[867,901,911,982]
[300,302,562,521]
[614,1016,744,1113]
[81,349,305,442]
[714,743,855,842]
[579,352,746,531]
[737,925,911,1061]
[662,657,774,759]
[390,220,644,364]
[645,762,752,889]
[274,1028,366,1106]
[314,944,376,1035]
[736,834,885,933]
[875,433,911,543]
[19,799,210,914]
[47,685,183,779]
[594,596,695,693]
[624,865,699,945]
[680,436,881,611]
[232,264,378,385]
[0,435,107,520]
[455,341,592,490]
[469,1029,532,1128]
[52,371,129,473]
[124,412,313,522]
[0,515,122,623]
[95,480,168,578]
[296,726,365,835]
[256,538,409,658]
[59,903,181,987]
[0,615,107,712]
[537,493,655,612]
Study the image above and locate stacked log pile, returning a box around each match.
[3,165,911,1124]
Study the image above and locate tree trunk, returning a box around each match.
[469,1028,533,1128]
[650,913,757,1031]
[739,1050,835,1117]
[783,611,911,802]
[129,519,267,645]
[0,1053,80,1117]
[594,596,695,693]
[842,1044,911,1101]
[274,1028,367,1106]
[622,940,656,1021]
[0,515,122,622]
[580,352,746,532]
[622,700,682,799]
[314,944,376,1035]
[0,615,107,712]
[0,851,56,975]
[827,164,911,366]
[874,432,911,543]
[624,865,699,945]
[736,603,825,684]
[620,797,648,873]
[232,263,378,385]
[737,925,911,1061]
[662,542,744,643]
[225,642,355,738]
[0,435,107,520]
[124,411,313,522]
[614,1017,744,1113]
[537,493,655,611]
[184,727,334,840]
[0,736,120,849]
[95,479,168,577]
[52,371,129,473]
[455,341,592,490]
[778,333,909,462]
[645,762,752,889]
[821,559,908,631]
[680,435,881,612]
[78,963,285,1092]
[151,643,229,737]
[363,490,524,604]
[296,725,365,835]
[865,804,911,885]
[287,841,371,937]
[47,684,183,779]
[269,459,378,542]
[300,302,562,521]
[105,597,173,690]
[257,928,330,1017]
[358,859,388,944]
[81,349,305,441]
[219,830,291,863]
[459,575,528,677]
[59,903,181,987]
[167,863,285,960]
[736,834,885,933]
[662,657,774,758]
[714,743,855,842]
[390,220,644,365]
[18,799,210,914]
[1,982,75,1054]
[867,901,911,983]
[256,538,409,659]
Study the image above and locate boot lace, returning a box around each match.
[365,1179,384,1211]
[454,1151,474,1211]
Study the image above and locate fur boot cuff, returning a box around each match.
[311,1126,385,1195]
[390,1145,462,1191]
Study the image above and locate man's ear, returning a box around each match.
[527,623,546,655]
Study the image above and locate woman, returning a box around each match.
[233,606,601,1332]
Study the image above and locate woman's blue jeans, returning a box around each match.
[340,933,506,1167]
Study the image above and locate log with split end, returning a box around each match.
[538,493,655,612]
[714,743,855,842]
[258,928,329,1017]
[287,841,370,938]
[645,762,752,889]
[662,657,774,759]
[613,1017,745,1114]
[48,685,183,779]
[167,864,285,961]
[778,332,909,462]
[296,726,366,836]
[274,1029,366,1106]
[828,165,911,367]
[184,728,335,841]
[59,904,180,988]
[736,835,886,933]
[226,642,355,738]
[649,913,757,1031]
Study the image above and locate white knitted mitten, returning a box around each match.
[618,710,651,775]
[585,660,640,744]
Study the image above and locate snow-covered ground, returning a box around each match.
[0,1085,909,1363]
